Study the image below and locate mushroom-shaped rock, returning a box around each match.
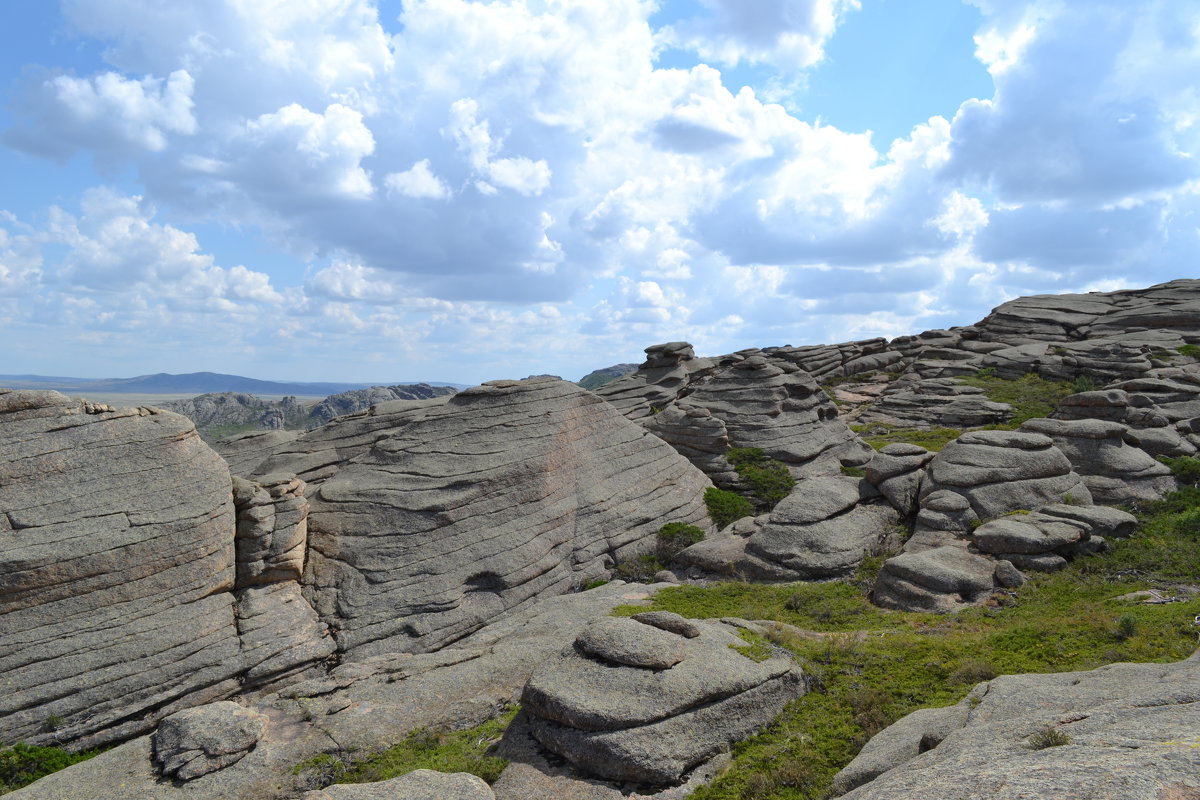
[304,769,496,799]
[520,617,805,785]
[920,430,1092,520]
[152,701,268,781]
[865,443,934,514]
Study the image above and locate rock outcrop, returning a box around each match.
[0,389,332,750]
[596,343,872,482]
[518,613,805,786]
[0,390,243,748]
[303,770,496,800]
[832,652,1200,799]
[280,378,712,657]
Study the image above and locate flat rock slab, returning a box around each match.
[305,770,495,800]
[576,617,686,669]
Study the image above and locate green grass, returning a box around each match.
[294,706,518,790]
[959,371,1076,428]
[657,522,706,562]
[850,424,964,452]
[612,488,1200,800]
[705,487,755,529]
[1178,344,1199,359]
[0,744,103,794]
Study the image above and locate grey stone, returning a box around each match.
[1038,503,1138,538]
[749,502,899,579]
[0,390,244,748]
[970,513,1089,555]
[992,552,1069,572]
[673,535,802,582]
[153,702,268,781]
[993,559,1026,588]
[872,546,997,613]
[631,611,702,638]
[575,617,687,669]
[305,770,495,800]
[521,617,805,785]
[831,704,969,795]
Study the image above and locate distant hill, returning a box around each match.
[0,372,464,395]
[577,363,639,390]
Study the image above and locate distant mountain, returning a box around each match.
[0,372,465,395]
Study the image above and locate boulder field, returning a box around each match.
[2,279,1199,799]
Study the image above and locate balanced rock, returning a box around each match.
[152,702,268,781]
[296,378,712,657]
[520,615,805,785]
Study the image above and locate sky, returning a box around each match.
[0,0,1197,386]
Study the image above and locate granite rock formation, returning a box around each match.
[519,613,805,785]
[274,377,713,657]
[152,702,268,781]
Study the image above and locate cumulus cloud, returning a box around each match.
[384,160,451,200]
[4,69,195,165]
[659,0,861,70]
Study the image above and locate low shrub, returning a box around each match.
[1178,344,1199,359]
[614,554,665,582]
[1158,455,1200,485]
[656,522,705,562]
[0,743,102,793]
[727,448,796,507]
[705,487,755,529]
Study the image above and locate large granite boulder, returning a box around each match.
[747,477,899,579]
[294,378,712,657]
[519,613,805,786]
[871,545,998,614]
[833,652,1200,799]
[0,390,243,747]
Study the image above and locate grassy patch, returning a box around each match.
[959,371,1076,428]
[1178,344,1199,359]
[613,488,1200,800]
[0,743,103,794]
[657,522,706,562]
[851,424,963,452]
[295,707,518,790]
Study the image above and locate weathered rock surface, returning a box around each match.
[214,429,301,476]
[290,378,712,657]
[747,477,899,579]
[0,389,242,747]
[834,651,1200,800]
[520,614,805,785]
[597,343,871,480]
[153,702,268,781]
[1020,417,1176,505]
[303,770,496,800]
[871,545,997,613]
[919,430,1092,520]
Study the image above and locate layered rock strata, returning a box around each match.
[293,378,712,657]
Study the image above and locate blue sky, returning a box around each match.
[0,0,1197,385]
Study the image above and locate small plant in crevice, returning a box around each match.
[727,447,796,508]
[1178,344,1199,359]
[1026,726,1072,750]
[840,464,867,478]
[1070,374,1097,393]
[614,554,665,582]
[705,487,755,529]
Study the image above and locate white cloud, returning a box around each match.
[4,69,195,164]
[932,191,990,238]
[659,0,861,71]
[385,160,451,199]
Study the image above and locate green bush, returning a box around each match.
[1178,344,1199,359]
[1026,726,1071,750]
[705,487,755,529]
[1070,375,1097,393]
[1158,455,1200,485]
[614,554,665,582]
[656,522,705,562]
[726,447,796,507]
[0,743,102,793]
